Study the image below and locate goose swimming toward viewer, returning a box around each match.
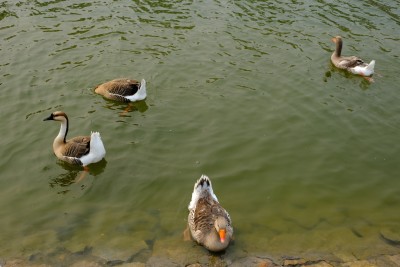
[43,111,106,167]
[188,175,233,252]
[331,36,375,77]
[95,78,147,102]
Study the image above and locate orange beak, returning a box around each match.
[219,229,226,243]
[331,37,336,43]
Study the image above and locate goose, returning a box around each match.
[188,174,233,252]
[331,36,375,77]
[43,111,106,167]
[94,78,147,102]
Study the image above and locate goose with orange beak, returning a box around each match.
[188,175,233,252]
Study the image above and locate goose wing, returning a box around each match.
[192,197,230,234]
[107,79,140,96]
[337,56,365,69]
[189,197,214,240]
[64,136,90,158]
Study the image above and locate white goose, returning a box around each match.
[43,111,106,167]
[188,175,233,252]
[95,78,147,102]
[331,36,375,77]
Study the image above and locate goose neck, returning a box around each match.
[57,117,69,143]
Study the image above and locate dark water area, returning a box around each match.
[0,0,399,266]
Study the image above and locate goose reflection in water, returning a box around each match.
[49,159,107,196]
[101,97,149,117]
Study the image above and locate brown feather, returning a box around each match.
[106,79,140,96]
[193,198,231,232]
[63,136,90,158]
[95,79,140,102]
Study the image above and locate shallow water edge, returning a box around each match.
[1,244,400,267]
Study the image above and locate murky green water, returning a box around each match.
[1,0,400,263]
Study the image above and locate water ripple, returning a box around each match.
[1,0,400,261]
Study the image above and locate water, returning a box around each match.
[1,0,400,263]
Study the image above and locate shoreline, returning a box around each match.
[1,246,399,267]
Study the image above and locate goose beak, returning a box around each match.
[43,114,53,121]
[331,37,336,43]
[219,229,226,243]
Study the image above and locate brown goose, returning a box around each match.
[331,36,375,77]
[188,175,233,252]
[43,111,106,166]
[94,78,146,102]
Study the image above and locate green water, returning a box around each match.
[1,0,400,263]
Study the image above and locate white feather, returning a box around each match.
[188,174,218,210]
[126,79,147,101]
[350,60,375,76]
[80,132,106,166]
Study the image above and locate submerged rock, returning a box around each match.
[228,256,275,267]
[380,228,400,248]
[342,260,376,267]
[118,263,145,267]
[70,260,104,267]
[302,261,333,267]
[92,239,148,262]
[283,258,307,266]
[146,256,180,267]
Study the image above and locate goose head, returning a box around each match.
[331,36,342,43]
[43,111,68,122]
[44,111,70,143]
[214,216,229,243]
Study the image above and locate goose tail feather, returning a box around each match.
[126,78,147,101]
[188,174,218,210]
[350,60,375,76]
[366,60,375,72]
[137,79,147,100]
[80,132,106,166]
